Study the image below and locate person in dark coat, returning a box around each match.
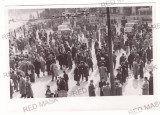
[88,36,92,50]
[119,53,125,65]
[114,82,122,96]
[139,59,144,79]
[102,82,111,96]
[121,62,126,84]
[67,51,72,70]
[149,71,153,95]
[133,59,139,79]
[116,69,122,84]
[71,45,77,60]
[112,51,117,69]
[74,65,80,86]
[63,71,69,91]
[124,59,128,77]
[46,58,52,75]
[57,53,64,70]
[50,61,59,81]
[142,77,149,95]
[63,51,68,68]
[94,40,99,54]
[33,59,41,78]
[56,77,66,91]
[96,50,101,67]
[10,71,18,92]
[99,77,106,96]
[87,57,93,72]
[38,31,42,39]
[19,75,26,98]
[79,62,85,81]
[26,77,34,98]
[28,63,35,83]
[146,47,152,63]
[128,52,134,70]
[84,63,89,82]
[88,80,96,96]
[142,51,147,67]
[99,63,108,81]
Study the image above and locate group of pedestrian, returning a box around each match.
[9,13,154,98]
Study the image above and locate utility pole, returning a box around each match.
[106,7,115,96]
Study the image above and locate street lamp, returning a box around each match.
[106,7,115,96]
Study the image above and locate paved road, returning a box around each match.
[12,17,153,98]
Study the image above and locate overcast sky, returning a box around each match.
[8,9,43,20]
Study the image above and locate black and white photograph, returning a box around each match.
[8,6,155,99]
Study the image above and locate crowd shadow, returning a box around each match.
[68,82,88,97]
[34,75,51,83]
[132,79,138,89]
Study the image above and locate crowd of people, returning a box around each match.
[87,17,154,96]
[9,14,154,98]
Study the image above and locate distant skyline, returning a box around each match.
[8,6,151,20]
[8,9,43,20]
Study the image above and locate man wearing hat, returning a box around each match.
[88,80,96,96]
[96,50,101,67]
[26,76,33,98]
[19,75,26,98]
[99,77,106,96]
[79,61,85,81]
[63,71,69,91]
[120,53,125,65]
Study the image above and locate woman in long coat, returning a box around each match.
[149,72,153,95]
[33,59,41,78]
[19,61,28,76]
[74,66,80,86]
[133,60,139,79]
[114,82,122,96]
[63,51,68,68]
[88,80,96,96]
[50,62,59,81]
[19,75,26,98]
[28,63,35,83]
[26,77,34,98]
[40,58,46,76]
[102,82,111,96]
[139,60,144,79]
[142,77,149,95]
[67,51,72,69]
[46,58,52,75]
[99,64,108,81]
[84,63,89,81]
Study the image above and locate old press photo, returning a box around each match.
[8,6,155,99]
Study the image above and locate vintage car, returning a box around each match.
[124,22,138,34]
[57,24,72,38]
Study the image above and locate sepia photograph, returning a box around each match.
[8,6,154,99]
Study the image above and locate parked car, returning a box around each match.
[124,22,138,34]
